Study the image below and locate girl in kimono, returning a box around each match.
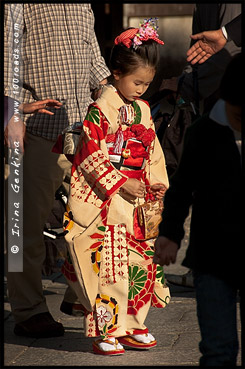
[62,18,170,355]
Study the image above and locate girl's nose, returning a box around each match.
[136,86,144,95]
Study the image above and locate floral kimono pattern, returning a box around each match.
[62,85,170,338]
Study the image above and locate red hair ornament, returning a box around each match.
[114,18,164,49]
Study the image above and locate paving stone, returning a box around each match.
[3,213,242,366]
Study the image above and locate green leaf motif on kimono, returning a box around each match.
[132,101,142,125]
[145,250,154,257]
[100,324,107,340]
[154,291,170,305]
[97,226,106,232]
[87,106,101,126]
[128,265,147,299]
[156,265,165,285]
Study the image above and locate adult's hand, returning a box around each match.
[4,114,26,152]
[19,99,62,115]
[4,98,62,152]
[92,78,108,100]
[153,236,178,266]
[186,29,227,65]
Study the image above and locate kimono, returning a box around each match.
[62,85,170,339]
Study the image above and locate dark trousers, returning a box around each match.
[240,288,245,367]
[193,272,239,366]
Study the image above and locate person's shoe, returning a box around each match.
[60,301,84,317]
[14,312,64,338]
[118,333,157,349]
[92,337,125,355]
[166,270,194,288]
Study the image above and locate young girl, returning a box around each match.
[62,18,170,355]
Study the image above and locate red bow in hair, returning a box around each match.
[115,28,139,48]
[114,18,164,49]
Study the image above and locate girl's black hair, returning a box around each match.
[109,39,160,75]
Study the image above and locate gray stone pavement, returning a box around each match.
[3,214,242,366]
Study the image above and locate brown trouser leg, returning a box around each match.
[6,132,71,323]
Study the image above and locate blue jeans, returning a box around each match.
[193,271,239,366]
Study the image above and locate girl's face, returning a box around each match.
[113,65,155,103]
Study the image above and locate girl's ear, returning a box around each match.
[113,69,121,80]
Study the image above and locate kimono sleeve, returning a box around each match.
[72,105,128,202]
[148,131,169,190]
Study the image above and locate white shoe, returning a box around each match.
[118,333,157,349]
[131,333,155,343]
[93,337,125,355]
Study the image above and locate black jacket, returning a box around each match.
[226,14,241,47]
[158,115,243,286]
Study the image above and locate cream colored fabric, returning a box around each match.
[63,86,170,338]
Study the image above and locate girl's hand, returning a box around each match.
[149,183,167,199]
[121,178,146,198]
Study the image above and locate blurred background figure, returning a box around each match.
[154,53,244,367]
[153,3,241,288]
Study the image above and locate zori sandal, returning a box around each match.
[118,333,157,349]
[92,337,125,355]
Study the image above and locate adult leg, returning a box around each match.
[193,272,239,366]
[60,285,84,316]
[7,132,70,325]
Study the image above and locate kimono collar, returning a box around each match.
[95,85,143,132]
[97,84,136,111]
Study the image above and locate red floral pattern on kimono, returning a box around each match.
[62,85,170,339]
